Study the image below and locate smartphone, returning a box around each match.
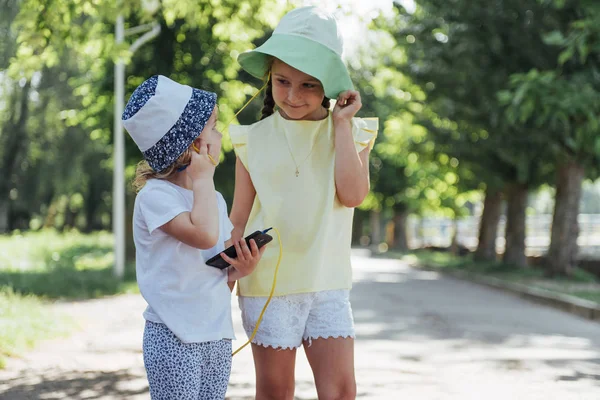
[206,230,273,269]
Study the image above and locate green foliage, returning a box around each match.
[4,0,600,244]
[0,0,287,232]
[391,0,562,188]
[501,1,600,173]
[352,13,479,218]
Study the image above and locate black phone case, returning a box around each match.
[205,230,273,270]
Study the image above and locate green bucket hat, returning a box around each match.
[237,6,354,99]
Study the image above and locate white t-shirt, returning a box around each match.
[133,179,235,343]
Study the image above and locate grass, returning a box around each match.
[0,288,72,368]
[568,291,600,303]
[0,229,138,368]
[0,230,138,299]
[384,249,600,305]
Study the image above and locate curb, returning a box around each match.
[420,265,600,323]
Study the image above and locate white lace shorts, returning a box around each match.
[238,289,355,350]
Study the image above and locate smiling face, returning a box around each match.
[271,58,327,121]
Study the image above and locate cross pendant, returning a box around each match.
[295,168,299,177]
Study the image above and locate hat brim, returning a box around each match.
[143,88,216,172]
[238,34,353,99]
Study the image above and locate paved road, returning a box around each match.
[1,251,599,399]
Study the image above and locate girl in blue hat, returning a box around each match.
[229,6,378,400]
[122,75,266,400]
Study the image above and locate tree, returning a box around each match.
[500,0,600,275]
[2,0,286,235]
[350,12,481,250]
[390,0,563,266]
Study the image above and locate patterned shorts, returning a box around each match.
[143,321,232,400]
[238,289,355,350]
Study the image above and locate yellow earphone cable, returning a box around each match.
[232,226,282,356]
[191,143,218,166]
[189,74,269,166]
[221,73,270,133]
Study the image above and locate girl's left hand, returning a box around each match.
[332,90,362,122]
[221,238,266,278]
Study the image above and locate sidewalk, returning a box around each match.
[426,266,600,322]
[1,252,600,399]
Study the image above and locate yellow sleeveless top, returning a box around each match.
[229,112,378,296]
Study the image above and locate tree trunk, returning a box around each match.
[450,217,459,255]
[0,199,8,233]
[474,188,503,262]
[370,210,382,247]
[568,215,580,267]
[503,183,528,267]
[64,208,77,230]
[84,178,101,232]
[352,210,365,246]
[392,209,409,250]
[0,82,30,234]
[547,161,585,276]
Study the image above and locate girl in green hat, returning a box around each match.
[229,6,378,399]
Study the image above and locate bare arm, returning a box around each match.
[229,157,256,242]
[225,238,235,291]
[333,91,371,208]
[161,147,219,249]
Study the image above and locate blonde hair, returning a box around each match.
[133,147,194,192]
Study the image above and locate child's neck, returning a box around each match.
[167,173,192,190]
[278,107,328,121]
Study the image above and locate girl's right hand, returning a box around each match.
[187,142,216,181]
[221,238,266,278]
[332,90,362,123]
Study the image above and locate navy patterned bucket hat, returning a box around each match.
[122,75,217,172]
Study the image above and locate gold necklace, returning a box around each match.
[280,109,328,177]
[282,132,318,177]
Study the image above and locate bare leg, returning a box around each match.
[252,343,298,400]
[303,337,356,400]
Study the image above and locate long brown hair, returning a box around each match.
[260,58,331,120]
[132,147,195,192]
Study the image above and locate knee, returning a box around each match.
[319,381,357,400]
[256,380,295,400]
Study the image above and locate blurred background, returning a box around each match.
[1,0,600,398]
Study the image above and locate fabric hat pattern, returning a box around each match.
[237,6,353,99]
[122,75,217,172]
